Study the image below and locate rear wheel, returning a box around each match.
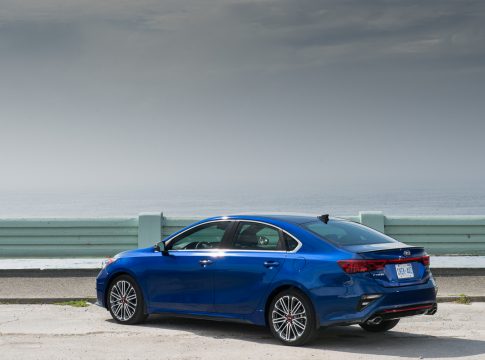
[360,318,400,332]
[268,289,317,346]
[108,275,147,325]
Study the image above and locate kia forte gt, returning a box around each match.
[96,215,437,346]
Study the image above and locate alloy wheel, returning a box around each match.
[272,295,307,342]
[109,280,138,321]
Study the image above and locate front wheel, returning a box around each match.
[360,318,400,332]
[108,275,147,325]
[268,289,317,346]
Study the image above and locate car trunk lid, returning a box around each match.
[338,244,431,287]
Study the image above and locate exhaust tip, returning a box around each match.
[367,316,383,325]
[426,304,438,315]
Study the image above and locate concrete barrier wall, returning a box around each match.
[1,212,485,257]
[0,218,139,257]
[384,215,485,255]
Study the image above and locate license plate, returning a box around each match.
[395,263,414,279]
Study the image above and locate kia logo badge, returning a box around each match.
[403,250,411,256]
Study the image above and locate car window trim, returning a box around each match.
[166,220,234,251]
[230,220,302,253]
[229,221,287,252]
[165,219,302,253]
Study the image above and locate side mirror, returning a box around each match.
[155,241,169,256]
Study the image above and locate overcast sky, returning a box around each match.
[1,0,484,197]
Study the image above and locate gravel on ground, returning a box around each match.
[0,303,484,359]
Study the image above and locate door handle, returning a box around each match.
[264,261,280,268]
[199,259,213,266]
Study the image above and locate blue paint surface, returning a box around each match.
[96,214,437,327]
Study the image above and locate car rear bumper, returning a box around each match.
[316,278,438,326]
[371,302,437,321]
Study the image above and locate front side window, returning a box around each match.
[230,222,285,251]
[302,220,397,246]
[169,222,230,250]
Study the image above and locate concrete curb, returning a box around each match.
[436,296,485,303]
[432,268,485,276]
[0,296,483,305]
[0,269,100,278]
[0,297,97,304]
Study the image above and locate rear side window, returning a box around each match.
[284,233,299,251]
[230,222,285,251]
[302,220,397,246]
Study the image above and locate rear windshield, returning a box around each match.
[302,220,397,246]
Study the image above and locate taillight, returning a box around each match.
[338,255,430,274]
[421,255,430,266]
[338,260,386,273]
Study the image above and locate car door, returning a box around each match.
[212,221,287,315]
[144,221,233,313]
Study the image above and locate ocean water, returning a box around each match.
[1,189,485,218]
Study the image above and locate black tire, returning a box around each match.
[268,289,317,346]
[360,318,400,332]
[107,275,147,325]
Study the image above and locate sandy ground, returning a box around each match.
[0,303,484,360]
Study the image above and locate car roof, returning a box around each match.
[203,214,322,225]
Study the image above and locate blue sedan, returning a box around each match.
[96,214,437,346]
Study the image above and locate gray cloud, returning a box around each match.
[0,0,484,196]
[0,20,82,57]
[224,0,485,69]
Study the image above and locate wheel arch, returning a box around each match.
[104,270,147,313]
[264,283,318,328]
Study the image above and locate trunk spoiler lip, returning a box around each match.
[357,246,424,254]
[342,243,423,254]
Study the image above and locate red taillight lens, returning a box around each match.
[338,256,430,274]
[337,260,386,273]
[421,255,430,266]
